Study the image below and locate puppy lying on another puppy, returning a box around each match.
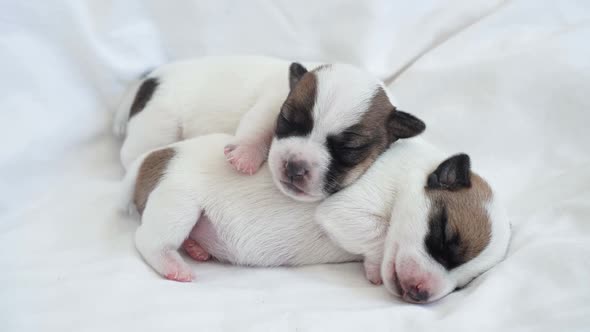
[115,56,424,202]
[116,56,511,303]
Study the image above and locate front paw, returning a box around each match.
[364,260,383,285]
[224,143,266,175]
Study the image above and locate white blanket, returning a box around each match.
[1,1,589,331]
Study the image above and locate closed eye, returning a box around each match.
[338,142,371,151]
[425,206,465,270]
[331,132,373,151]
[341,130,369,139]
[327,139,373,168]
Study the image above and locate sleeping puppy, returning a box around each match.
[120,133,511,304]
[114,56,425,202]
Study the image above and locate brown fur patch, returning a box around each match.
[358,87,395,145]
[285,71,318,119]
[426,173,492,268]
[330,87,394,189]
[275,71,317,138]
[356,87,396,148]
[133,148,175,215]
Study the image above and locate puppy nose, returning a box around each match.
[405,284,429,303]
[285,160,308,180]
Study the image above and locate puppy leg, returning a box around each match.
[317,203,388,284]
[224,92,279,175]
[364,259,383,285]
[135,184,201,282]
[359,243,386,286]
[182,238,211,262]
[120,107,179,169]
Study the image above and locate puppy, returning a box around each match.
[120,133,511,304]
[114,56,425,202]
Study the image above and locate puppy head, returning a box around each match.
[382,154,511,303]
[268,63,425,202]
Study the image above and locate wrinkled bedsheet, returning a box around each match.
[1,1,589,331]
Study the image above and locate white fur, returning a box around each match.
[312,65,379,138]
[121,134,511,303]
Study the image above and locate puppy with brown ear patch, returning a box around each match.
[316,140,511,303]
[114,56,425,202]
[120,133,511,304]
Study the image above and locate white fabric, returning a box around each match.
[1,1,589,331]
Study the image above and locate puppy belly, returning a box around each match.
[188,214,232,263]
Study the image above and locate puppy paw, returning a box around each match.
[162,251,194,282]
[364,261,383,285]
[224,143,266,175]
[182,239,211,262]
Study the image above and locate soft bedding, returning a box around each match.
[1,1,589,331]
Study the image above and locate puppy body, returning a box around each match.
[122,134,511,303]
[115,56,301,168]
[123,134,358,273]
[116,56,424,202]
[316,139,511,302]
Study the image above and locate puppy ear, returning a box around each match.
[427,154,472,191]
[289,62,308,90]
[388,111,426,139]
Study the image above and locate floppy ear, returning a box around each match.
[289,62,308,90]
[427,154,472,191]
[388,110,426,139]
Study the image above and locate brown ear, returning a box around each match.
[427,154,471,191]
[289,62,308,90]
[387,110,426,139]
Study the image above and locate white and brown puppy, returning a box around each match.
[120,134,511,304]
[114,56,425,202]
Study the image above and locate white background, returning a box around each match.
[1,1,589,331]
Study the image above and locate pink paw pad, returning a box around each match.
[164,272,193,282]
[182,239,211,262]
[364,262,383,285]
[369,277,383,285]
[224,143,265,175]
[163,254,194,282]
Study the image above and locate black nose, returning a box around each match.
[406,286,429,303]
[285,160,308,180]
